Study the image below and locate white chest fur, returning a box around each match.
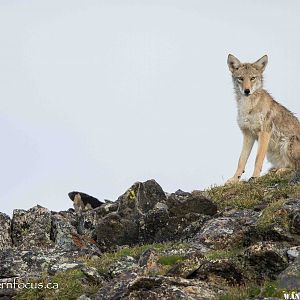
[236,96,263,134]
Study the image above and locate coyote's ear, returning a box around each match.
[253,55,268,72]
[227,54,241,72]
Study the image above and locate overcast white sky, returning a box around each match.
[1,0,300,216]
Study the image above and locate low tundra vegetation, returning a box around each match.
[206,171,300,209]
[83,241,189,275]
[219,281,289,300]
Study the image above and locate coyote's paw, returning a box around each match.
[248,176,258,182]
[225,177,239,185]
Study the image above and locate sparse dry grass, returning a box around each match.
[219,281,286,300]
[204,248,244,261]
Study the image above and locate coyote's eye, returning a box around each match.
[237,77,243,81]
[250,77,256,81]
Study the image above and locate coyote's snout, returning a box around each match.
[226,54,300,184]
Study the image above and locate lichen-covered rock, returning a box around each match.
[48,261,84,275]
[81,266,104,284]
[77,295,91,300]
[94,271,137,299]
[138,203,170,243]
[138,248,161,275]
[97,181,219,250]
[193,217,245,249]
[97,212,139,251]
[277,256,300,289]
[108,256,139,278]
[192,209,260,249]
[0,212,12,250]
[0,248,88,280]
[138,191,214,244]
[286,246,300,262]
[189,258,246,285]
[94,201,119,218]
[96,180,167,250]
[127,276,225,300]
[94,273,225,300]
[117,179,167,217]
[245,242,289,281]
[11,205,53,249]
[283,198,300,235]
[168,191,218,217]
[283,198,300,234]
[51,212,100,253]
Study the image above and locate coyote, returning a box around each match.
[226,54,300,184]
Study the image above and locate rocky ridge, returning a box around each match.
[0,172,300,299]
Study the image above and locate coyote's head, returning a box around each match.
[227,54,268,97]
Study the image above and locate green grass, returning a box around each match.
[158,255,185,266]
[206,171,300,210]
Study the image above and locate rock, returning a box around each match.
[0,213,12,250]
[261,224,295,243]
[283,198,300,234]
[0,248,88,280]
[174,189,191,197]
[97,180,217,250]
[138,248,161,275]
[277,257,300,290]
[189,258,246,285]
[139,193,212,243]
[77,295,91,300]
[95,202,119,218]
[167,252,246,285]
[81,266,104,284]
[117,180,167,217]
[0,280,17,300]
[245,242,289,281]
[49,262,84,275]
[51,212,100,253]
[97,212,139,251]
[96,180,167,250]
[94,271,137,300]
[108,256,139,278]
[11,206,53,250]
[290,170,300,184]
[290,211,300,234]
[77,209,97,238]
[168,191,218,217]
[286,246,300,262]
[95,273,225,300]
[193,217,245,249]
[192,210,260,249]
[127,276,225,299]
[138,203,170,243]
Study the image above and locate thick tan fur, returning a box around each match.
[226,54,300,184]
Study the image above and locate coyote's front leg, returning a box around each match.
[251,131,271,179]
[226,130,255,184]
